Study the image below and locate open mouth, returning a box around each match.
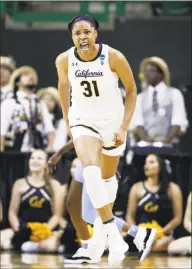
[80,43,89,51]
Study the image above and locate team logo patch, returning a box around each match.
[99,54,105,65]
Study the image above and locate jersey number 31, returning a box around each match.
[80,81,100,97]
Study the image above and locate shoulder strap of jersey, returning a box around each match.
[97,44,109,66]
[101,43,108,53]
[100,44,108,59]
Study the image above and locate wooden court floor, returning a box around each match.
[0,252,191,269]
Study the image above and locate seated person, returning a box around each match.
[126,153,183,252]
[2,149,62,252]
[168,192,191,255]
[131,57,188,145]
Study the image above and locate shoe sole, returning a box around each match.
[140,228,157,262]
[64,258,100,264]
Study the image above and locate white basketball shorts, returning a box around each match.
[69,110,126,156]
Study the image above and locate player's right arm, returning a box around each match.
[55,51,71,134]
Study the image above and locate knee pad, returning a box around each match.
[81,181,98,224]
[104,175,118,203]
[83,166,109,209]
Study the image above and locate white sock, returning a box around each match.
[103,222,120,238]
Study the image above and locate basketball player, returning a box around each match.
[55,15,155,265]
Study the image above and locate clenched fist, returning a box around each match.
[113,127,127,147]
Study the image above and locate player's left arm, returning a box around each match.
[109,48,137,131]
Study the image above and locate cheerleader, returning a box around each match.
[126,154,183,251]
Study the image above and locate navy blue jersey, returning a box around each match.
[136,182,173,227]
[19,178,52,224]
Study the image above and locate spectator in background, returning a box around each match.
[0,56,16,102]
[3,150,62,252]
[131,57,188,146]
[0,66,55,152]
[126,154,183,252]
[168,192,191,256]
[37,87,68,151]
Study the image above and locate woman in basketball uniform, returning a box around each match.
[6,149,62,252]
[55,14,138,265]
[126,154,183,252]
[168,192,191,255]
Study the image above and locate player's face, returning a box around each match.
[29,150,47,173]
[144,154,159,178]
[144,64,163,86]
[0,65,11,86]
[41,93,56,112]
[72,21,97,52]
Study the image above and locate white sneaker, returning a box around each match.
[88,217,108,262]
[64,247,99,264]
[107,223,129,266]
[133,227,157,262]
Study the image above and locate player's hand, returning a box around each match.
[47,152,62,173]
[113,127,127,147]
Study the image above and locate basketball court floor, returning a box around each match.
[1,252,191,269]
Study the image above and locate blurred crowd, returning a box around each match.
[0,55,191,257]
[0,57,68,153]
[0,55,189,153]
